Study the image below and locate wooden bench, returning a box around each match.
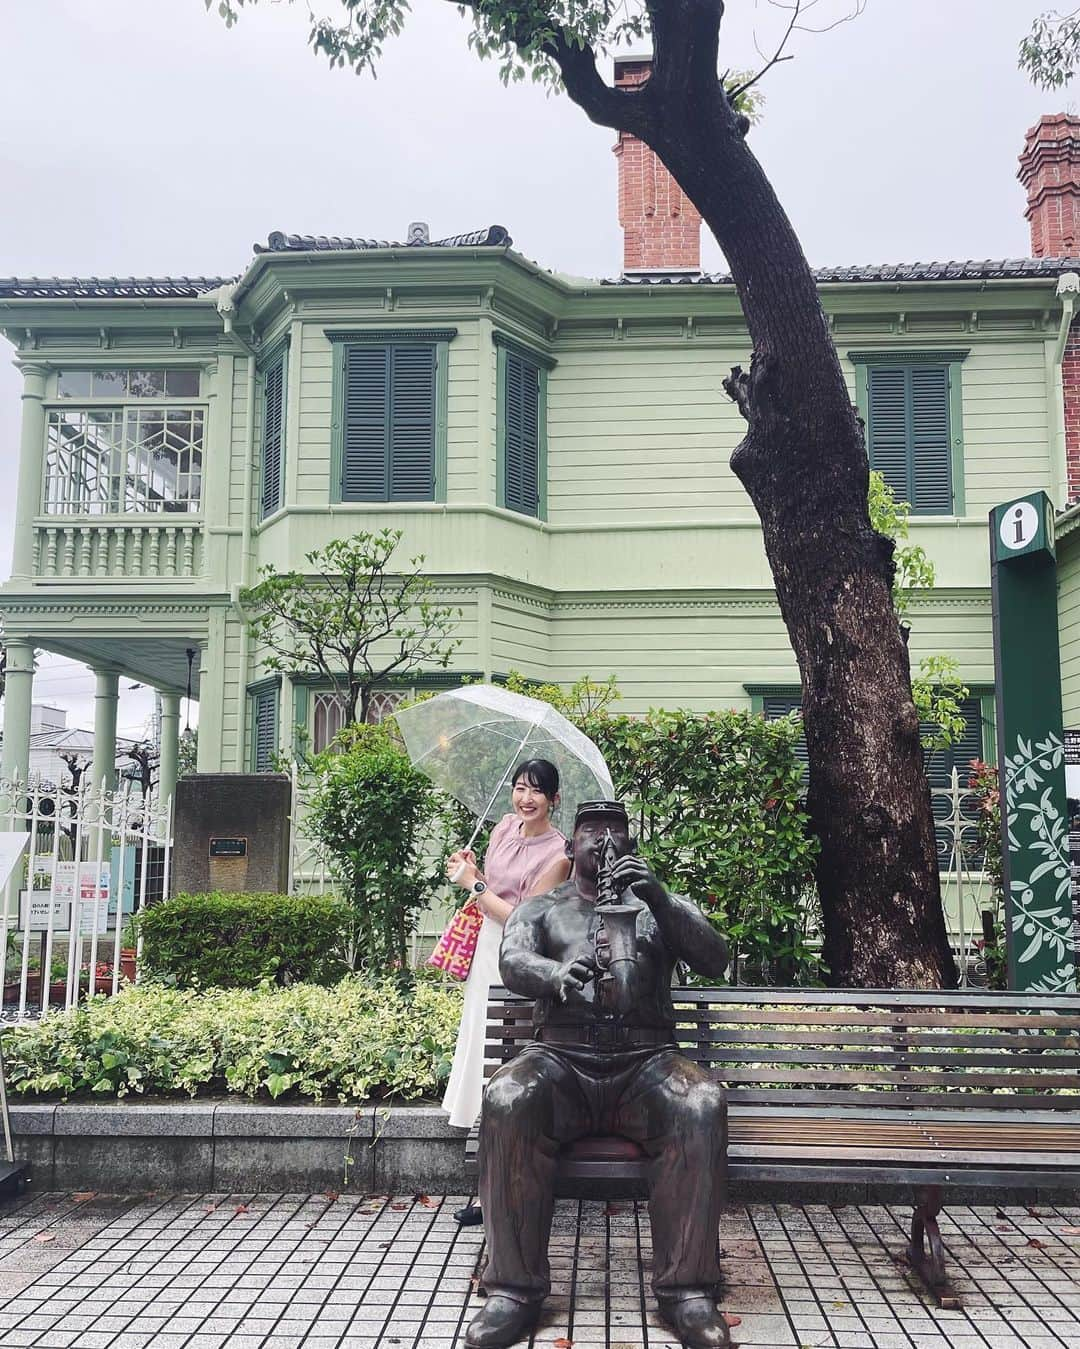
[466,986,1080,1306]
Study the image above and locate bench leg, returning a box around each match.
[906,1185,959,1309]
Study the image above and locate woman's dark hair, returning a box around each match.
[511,758,560,802]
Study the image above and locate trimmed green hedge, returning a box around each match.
[3,977,463,1101]
[136,891,350,988]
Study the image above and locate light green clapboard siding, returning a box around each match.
[228,356,251,527]
[544,339,1052,526]
[219,612,245,770]
[543,594,993,715]
[1058,537,1080,726]
[545,346,751,523]
[549,605,798,713]
[445,326,481,501]
[904,603,996,684]
[954,344,1051,512]
[491,596,550,680]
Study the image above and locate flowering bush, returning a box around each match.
[3,975,463,1102]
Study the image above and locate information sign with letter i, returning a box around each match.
[990,491,1077,991]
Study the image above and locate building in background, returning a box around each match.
[3,93,1080,841]
[0,704,139,790]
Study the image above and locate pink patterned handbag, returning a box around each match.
[427,900,483,980]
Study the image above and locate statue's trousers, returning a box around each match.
[477,1041,728,1305]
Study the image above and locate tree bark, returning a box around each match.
[552,10,957,987]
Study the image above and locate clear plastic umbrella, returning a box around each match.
[393,684,614,849]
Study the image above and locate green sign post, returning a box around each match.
[990,491,1076,992]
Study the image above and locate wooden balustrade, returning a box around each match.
[32,521,203,580]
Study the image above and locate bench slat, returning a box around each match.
[482,1036,1078,1070]
[669,988,1080,1010]
[728,1145,1080,1165]
[670,1008,1080,1030]
[722,1087,1070,1108]
[716,1067,1078,1087]
[660,1049,1080,1069]
[729,1121,1080,1149]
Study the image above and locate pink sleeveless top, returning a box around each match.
[483,814,567,906]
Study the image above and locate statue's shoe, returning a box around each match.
[464,1295,540,1349]
[658,1296,734,1349]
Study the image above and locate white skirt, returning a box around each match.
[441,914,503,1129]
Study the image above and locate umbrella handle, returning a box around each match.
[464,724,536,852]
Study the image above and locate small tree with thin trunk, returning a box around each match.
[241,529,461,726]
[210,0,958,987]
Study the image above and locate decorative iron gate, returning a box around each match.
[0,778,172,1021]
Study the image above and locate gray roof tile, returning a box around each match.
[4,251,1078,302]
[606,257,1080,284]
[0,276,232,299]
[254,225,512,253]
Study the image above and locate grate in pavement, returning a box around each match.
[0,1194,1076,1348]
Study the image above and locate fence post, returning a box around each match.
[288,762,299,897]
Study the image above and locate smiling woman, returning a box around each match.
[439,757,570,1226]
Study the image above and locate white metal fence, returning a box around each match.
[0,778,172,1021]
[931,767,997,987]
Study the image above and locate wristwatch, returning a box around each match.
[470,881,488,897]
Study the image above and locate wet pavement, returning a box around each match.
[0,1191,1077,1348]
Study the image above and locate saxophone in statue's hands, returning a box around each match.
[593,829,642,1016]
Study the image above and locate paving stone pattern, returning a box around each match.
[0,1193,1076,1348]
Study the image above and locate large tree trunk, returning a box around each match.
[553,10,957,987]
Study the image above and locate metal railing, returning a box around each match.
[0,777,172,1021]
[931,767,995,987]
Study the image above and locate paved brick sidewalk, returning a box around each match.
[0,1192,1077,1348]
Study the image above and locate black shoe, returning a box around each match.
[658,1296,733,1349]
[454,1202,484,1226]
[464,1294,539,1348]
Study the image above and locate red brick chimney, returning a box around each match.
[613,55,702,276]
[1018,113,1080,257]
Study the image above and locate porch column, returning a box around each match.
[11,364,48,581]
[197,611,226,772]
[0,640,35,791]
[91,667,120,794]
[158,692,181,808]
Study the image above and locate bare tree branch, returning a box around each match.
[730,0,803,102]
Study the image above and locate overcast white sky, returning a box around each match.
[0,0,1067,736]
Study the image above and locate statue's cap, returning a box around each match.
[573,800,628,828]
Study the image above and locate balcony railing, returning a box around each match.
[32,519,204,581]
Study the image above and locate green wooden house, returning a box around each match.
[4,105,1080,832]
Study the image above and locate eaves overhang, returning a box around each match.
[229,243,569,315]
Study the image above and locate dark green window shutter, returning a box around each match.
[253,688,278,772]
[388,345,436,501]
[342,345,390,501]
[259,357,284,519]
[504,351,540,516]
[761,694,808,767]
[867,363,952,515]
[341,344,436,502]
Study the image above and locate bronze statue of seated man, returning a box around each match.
[466,800,731,1349]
